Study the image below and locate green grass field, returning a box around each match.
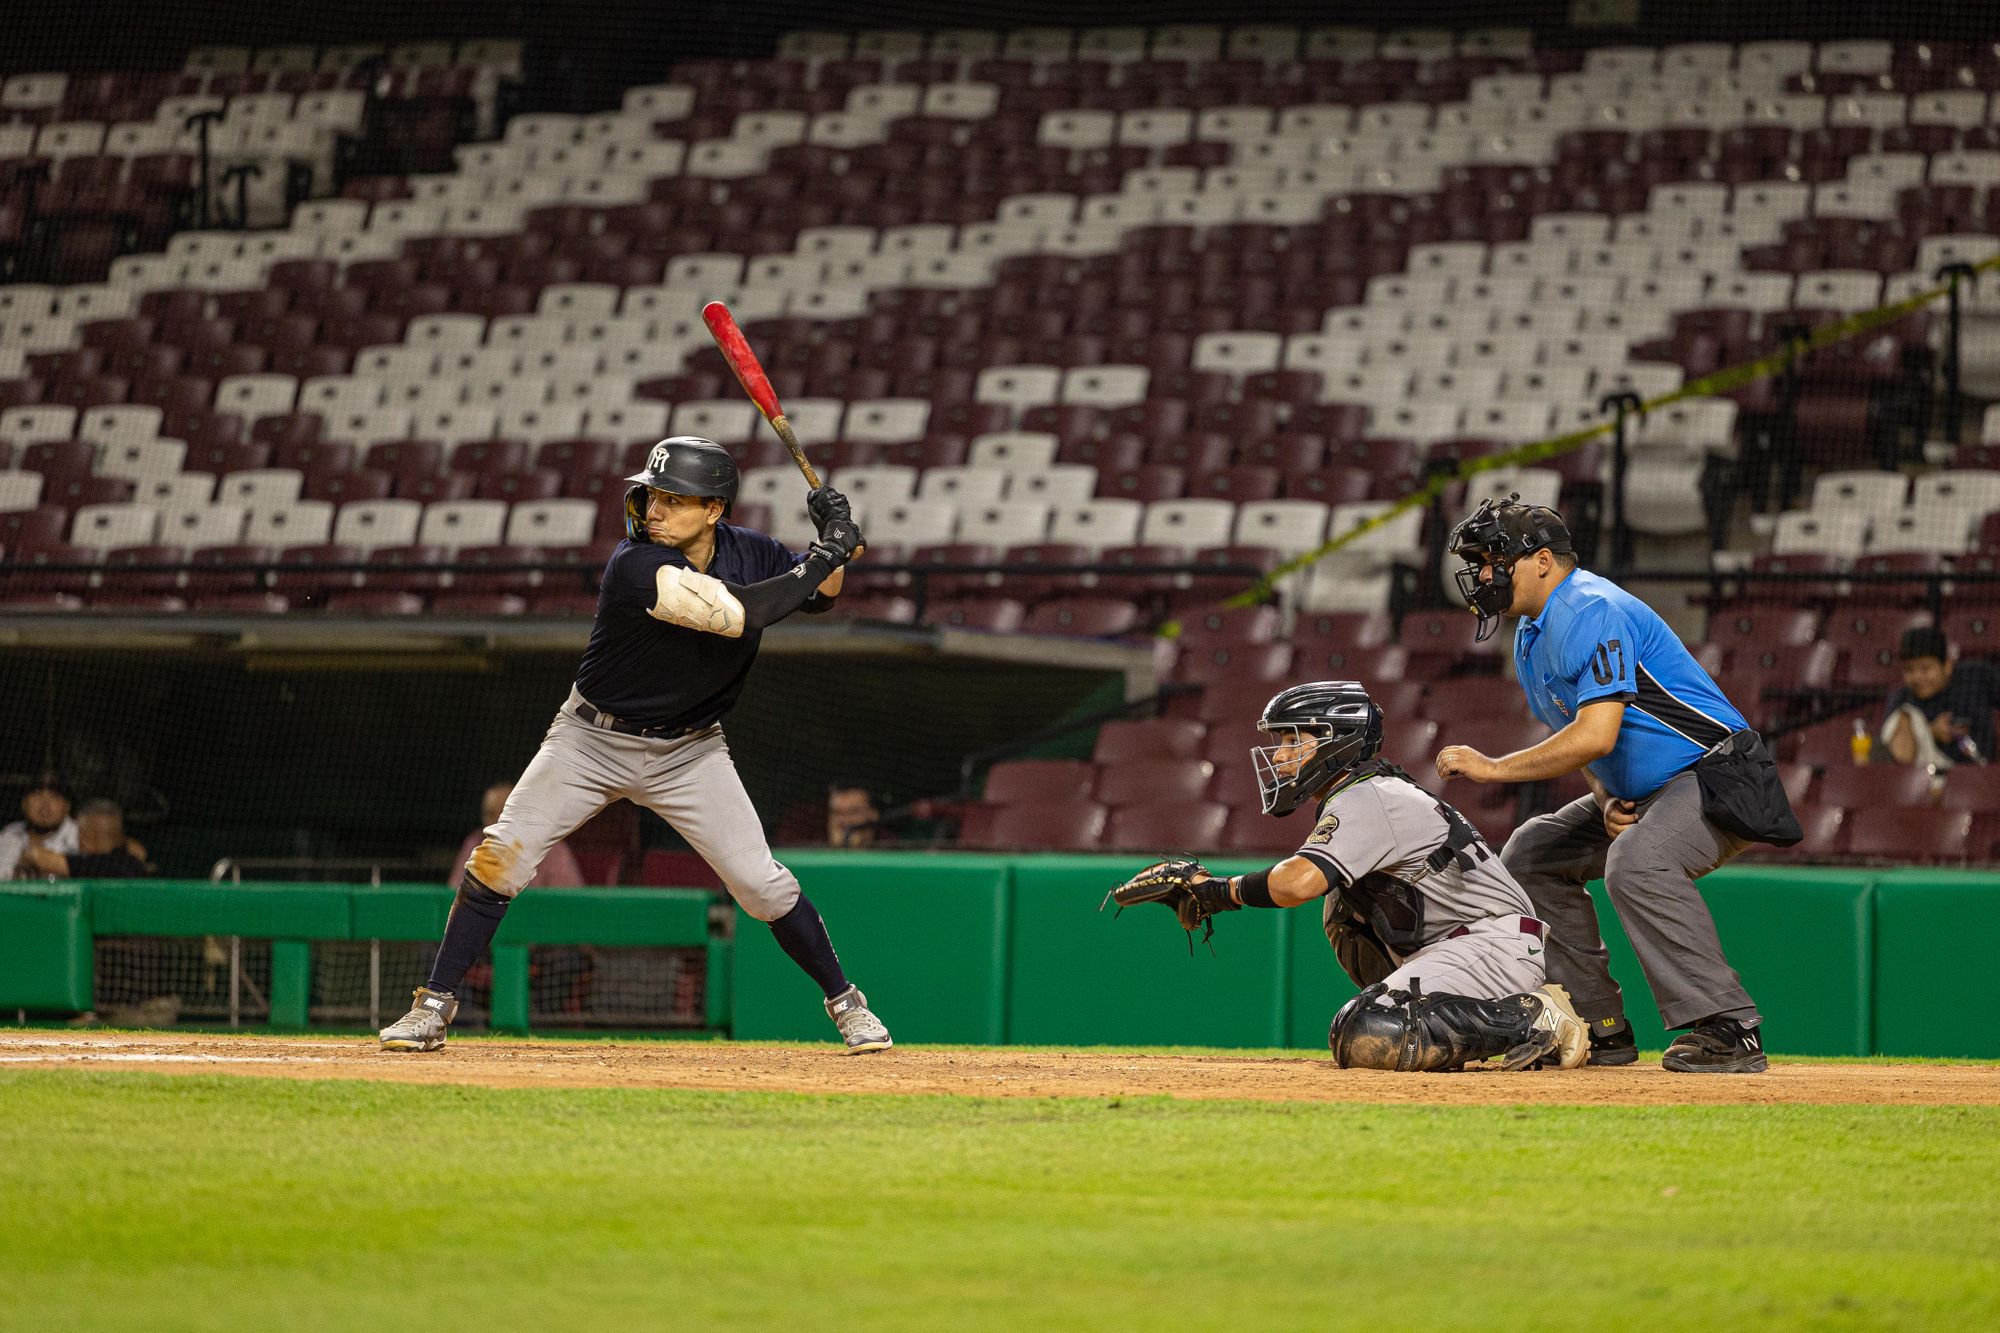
[3,1069,1997,1332]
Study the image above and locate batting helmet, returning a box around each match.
[1252,680,1384,816]
[624,436,740,540]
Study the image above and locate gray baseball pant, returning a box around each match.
[465,688,801,920]
[1499,771,1759,1030]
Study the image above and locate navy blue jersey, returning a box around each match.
[1513,569,1748,800]
[574,524,820,731]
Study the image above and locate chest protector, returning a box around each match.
[1321,761,1491,959]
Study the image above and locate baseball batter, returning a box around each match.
[1110,681,1588,1072]
[381,437,892,1054]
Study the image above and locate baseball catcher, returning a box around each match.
[1108,681,1589,1072]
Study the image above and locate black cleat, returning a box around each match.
[1662,1017,1767,1074]
[1588,1018,1639,1066]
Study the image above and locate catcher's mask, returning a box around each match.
[1252,680,1384,817]
[624,436,738,541]
[1446,493,1575,643]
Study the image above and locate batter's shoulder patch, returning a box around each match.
[1307,811,1340,845]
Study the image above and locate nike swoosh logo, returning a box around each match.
[1526,947,1541,955]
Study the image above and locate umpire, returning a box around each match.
[1433,496,1800,1074]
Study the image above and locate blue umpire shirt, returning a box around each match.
[1513,568,1747,801]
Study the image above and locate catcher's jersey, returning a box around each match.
[573,524,822,732]
[1294,764,1535,957]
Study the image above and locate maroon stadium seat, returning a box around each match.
[1709,606,1823,656]
[983,759,1097,804]
[1291,642,1411,684]
[1174,604,1282,650]
[1095,757,1215,807]
[270,543,368,599]
[926,596,1026,632]
[1379,718,1443,775]
[986,800,1109,851]
[1105,800,1229,853]
[1816,764,1941,811]
[1421,677,1532,724]
[98,544,185,596]
[1094,717,1207,763]
[185,544,276,595]
[1021,596,1143,638]
[1844,807,1974,863]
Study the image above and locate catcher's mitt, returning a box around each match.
[1101,857,1240,948]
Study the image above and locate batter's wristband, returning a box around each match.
[1234,869,1278,909]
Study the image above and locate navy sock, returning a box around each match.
[426,875,512,995]
[768,894,850,999]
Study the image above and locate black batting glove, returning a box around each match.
[807,485,852,536]
[807,518,864,568]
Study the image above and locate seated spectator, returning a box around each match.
[0,776,81,879]
[827,783,886,848]
[1881,627,1997,768]
[453,782,585,888]
[16,799,151,878]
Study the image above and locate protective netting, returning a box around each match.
[85,937,706,1030]
[93,935,271,1026]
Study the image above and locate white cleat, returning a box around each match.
[1535,984,1591,1069]
[379,987,459,1052]
[825,985,893,1055]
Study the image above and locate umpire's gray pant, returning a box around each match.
[1500,771,1759,1030]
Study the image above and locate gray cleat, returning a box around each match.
[824,985,892,1055]
[379,987,459,1052]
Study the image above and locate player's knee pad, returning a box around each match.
[458,873,510,907]
[725,858,800,923]
[1329,983,1549,1072]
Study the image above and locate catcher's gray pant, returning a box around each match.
[464,687,801,921]
[1374,915,1549,1003]
[1500,770,1758,1030]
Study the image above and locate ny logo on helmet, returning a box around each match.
[648,443,671,473]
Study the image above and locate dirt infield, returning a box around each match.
[3,1032,1997,1105]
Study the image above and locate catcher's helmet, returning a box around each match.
[624,436,739,539]
[1252,680,1384,817]
[1446,493,1574,643]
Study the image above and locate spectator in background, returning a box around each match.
[1881,627,1996,769]
[0,776,80,879]
[826,783,884,848]
[453,782,585,888]
[16,799,150,878]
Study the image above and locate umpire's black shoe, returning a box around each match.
[1588,1019,1639,1067]
[1662,1017,1767,1074]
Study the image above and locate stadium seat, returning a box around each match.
[983,759,1096,804]
[1845,808,1975,863]
[1093,717,1207,763]
[1105,800,1229,853]
[984,800,1109,851]
[1816,764,1939,811]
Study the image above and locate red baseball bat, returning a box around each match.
[702,300,822,490]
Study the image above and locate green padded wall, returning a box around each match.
[0,884,91,1010]
[87,881,351,939]
[1005,856,1288,1049]
[1872,870,2000,1058]
[732,853,1013,1044]
[1580,868,1876,1056]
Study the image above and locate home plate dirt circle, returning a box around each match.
[2,1033,1995,1106]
